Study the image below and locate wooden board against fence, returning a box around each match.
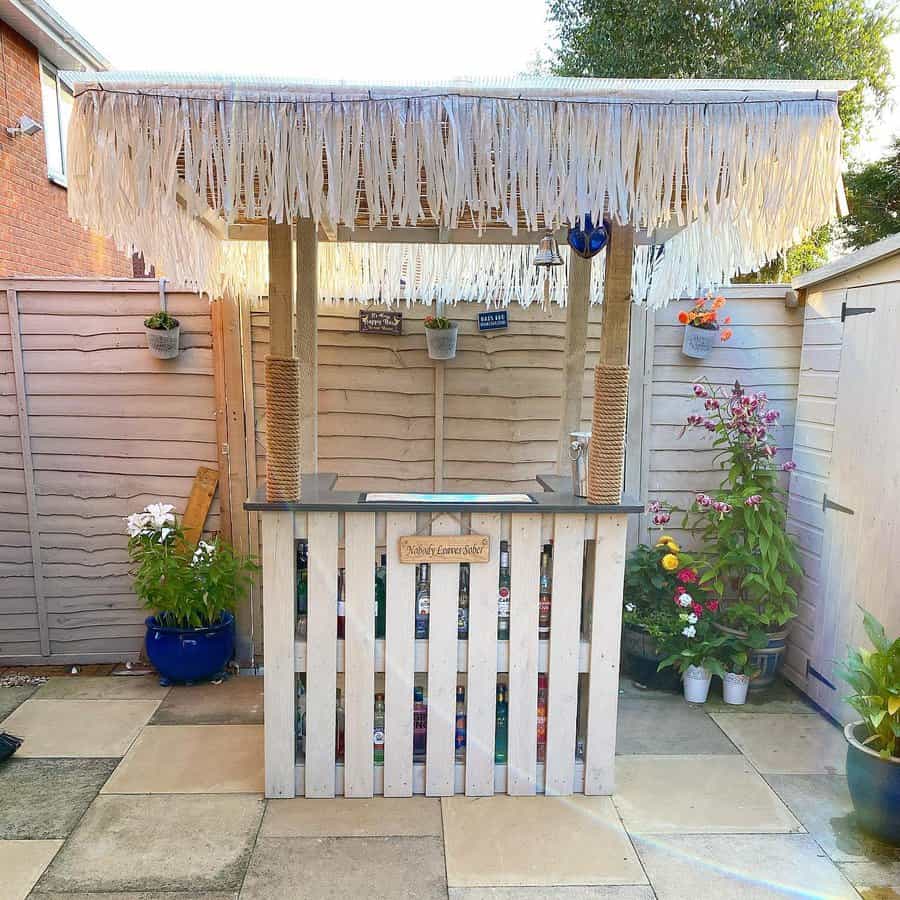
[182,466,219,546]
[398,534,489,564]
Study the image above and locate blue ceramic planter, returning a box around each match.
[845,722,900,845]
[145,612,235,684]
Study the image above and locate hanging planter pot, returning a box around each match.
[424,316,458,360]
[681,323,719,359]
[682,665,712,703]
[144,311,181,359]
[723,671,751,705]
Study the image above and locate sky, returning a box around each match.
[51,0,900,164]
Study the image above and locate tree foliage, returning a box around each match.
[840,138,900,249]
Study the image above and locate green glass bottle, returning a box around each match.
[494,682,508,764]
[375,553,387,639]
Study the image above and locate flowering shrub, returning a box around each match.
[126,503,256,630]
[677,294,733,342]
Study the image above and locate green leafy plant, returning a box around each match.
[836,611,900,759]
[126,503,256,630]
[144,311,180,331]
[424,314,454,329]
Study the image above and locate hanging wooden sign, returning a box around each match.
[359,310,403,335]
[398,534,490,564]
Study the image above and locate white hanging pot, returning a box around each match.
[682,665,712,703]
[426,324,458,360]
[682,324,718,359]
[723,671,751,705]
[145,324,180,359]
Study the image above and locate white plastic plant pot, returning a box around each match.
[145,325,181,359]
[681,324,718,359]
[425,324,458,360]
[682,664,712,703]
[723,671,751,705]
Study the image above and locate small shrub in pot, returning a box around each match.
[144,311,181,359]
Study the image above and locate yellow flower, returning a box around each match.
[661,553,679,571]
[665,540,680,553]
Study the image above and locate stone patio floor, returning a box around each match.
[1,673,898,900]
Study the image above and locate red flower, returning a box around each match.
[677,568,698,584]
[678,310,689,324]
[706,599,719,612]
[691,602,704,617]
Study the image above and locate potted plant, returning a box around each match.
[126,503,256,685]
[681,380,803,690]
[678,294,733,359]
[721,630,768,704]
[144,310,181,359]
[424,314,458,360]
[836,611,900,845]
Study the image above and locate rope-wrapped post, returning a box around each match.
[265,355,301,501]
[588,364,629,504]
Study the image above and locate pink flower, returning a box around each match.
[695,493,712,508]
[781,460,797,472]
[704,419,716,431]
[706,599,720,612]
[677,568,698,584]
[686,414,704,426]
[691,602,704,617]
[648,500,662,514]
[652,512,671,526]
[692,383,708,398]
[744,494,762,508]
[712,501,733,514]
[705,398,720,410]
[764,409,780,424]
[763,444,776,458]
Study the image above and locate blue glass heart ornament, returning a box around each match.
[567,215,609,259]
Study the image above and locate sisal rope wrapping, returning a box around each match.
[588,364,630,504]
[265,355,301,502]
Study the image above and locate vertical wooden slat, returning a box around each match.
[6,289,48,657]
[433,362,445,490]
[544,513,585,796]
[465,512,501,796]
[585,514,628,794]
[267,221,294,358]
[343,511,376,797]
[507,513,542,795]
[425,513,460,796]
[210,300,233,545]
[295,217,318,473]
[305,510,338,797]
[384,511,417,797]
[260,510,296,797]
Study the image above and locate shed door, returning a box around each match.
[809,282,900,722]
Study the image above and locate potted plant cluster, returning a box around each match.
[424,313,458,360]
[126,503,256,685]
[678,294,733,359]
[144,310,181,359]
[837,611,900,845]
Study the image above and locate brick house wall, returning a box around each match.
[0,21,133,278]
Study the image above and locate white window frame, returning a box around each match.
[39,57,71,188]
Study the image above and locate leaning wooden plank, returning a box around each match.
[181,466,219,546]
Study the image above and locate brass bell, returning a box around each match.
[533,229,563,267]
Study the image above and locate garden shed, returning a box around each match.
[787,233,900,723]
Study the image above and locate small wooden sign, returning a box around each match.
[398,534,490,564]
[477,310,508,331]
[359,310,403,335]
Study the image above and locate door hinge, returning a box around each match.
[823,494,854,515]
[841,301,876,322]
[806,660,837,691]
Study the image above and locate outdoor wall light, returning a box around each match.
[533,229,564,267]
[5,115,43,137]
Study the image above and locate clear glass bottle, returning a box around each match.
[335,687,345,761]
[494,681,508,763]
[413,685,427,760]
[536,673,548,763]
[457,563,470,639]
[375,553,387,639]
[454,685,466,761]
[497,541,511,639]
[373,692,385,764]
[337,568,346,640]
[415,563,430,639]
[538,542,552,638]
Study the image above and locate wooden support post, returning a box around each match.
[433,362,445,490]
[267,221,295,357]
[557,254,592,474]
[599,223,635,366]
[295,217,318,473]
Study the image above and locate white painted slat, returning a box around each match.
[304,511,339,798]
[425,512,460,796]
[384,511,417,796]
[465,512,501,796]
[343,511,376,797]
[507,512,542,795]
[261,510,296,798]
[584,515,628,795]
[544,513,585,796]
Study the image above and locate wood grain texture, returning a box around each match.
[296,218,318,473]
[267,221,294,358]
[181,467,219,547]
[558,254,592,473]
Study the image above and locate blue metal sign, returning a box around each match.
[477,310,509,331]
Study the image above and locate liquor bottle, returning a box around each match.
[335,688,345,761]
[497,541,511,639]
[375,553,387,639]
[337,568,346,640]
[297,540,309,617]
[415,563,430,639]
[457,563,470,639]
[373,692,385,764]
[538,543,552,638]
[297,677,306,757]
[536,673,548,763]
[494,682,508,763]
[413,686,427,760]
[454,685,466,761]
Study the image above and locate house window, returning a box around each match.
[39,60,73,186]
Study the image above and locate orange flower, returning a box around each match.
[712,296,726,310]
[678,311,689,324]
[694,297,705,307]
[720,328,733,342]
[723,316,732,324]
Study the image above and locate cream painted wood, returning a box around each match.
[304,510,339,797]
[295,217,318,473]
[425,512,460,796]
[465,512,501,796]
[434,362,445,490]
[544,513,585,796]
[267,221,294,358]
[506,512,542,795]
[342,511,376,797]
[261,510,296,798]
[584,514,628,794]
[384,511,417,796]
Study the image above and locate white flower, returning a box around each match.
[625,602,636,613]
[145,503,175,529]
[687,613,699,625]
[682,625,697,638]
[158,527,172,543]
[125,512,151,537]
[191,540,217,566]
[678,592,693,608]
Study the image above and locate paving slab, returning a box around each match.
[0,758,118,839]
[262,796,442,837]
[705,678,818,714]
[0,684,38,722]
[33,677,169,701]
[32,794,264,894]
[838,860,900,895]
[711,712,847,774]
[616,696,737,755]
[613,755,803,835]
[101,724,263,794]
[634,832,860,899]
[1,699,159,758]
[449,888,656,899]
[442,795,647,888]
[0,839,63,900]
[149,676,262,725]
[239,836,447,900]
[32,894,237,900]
